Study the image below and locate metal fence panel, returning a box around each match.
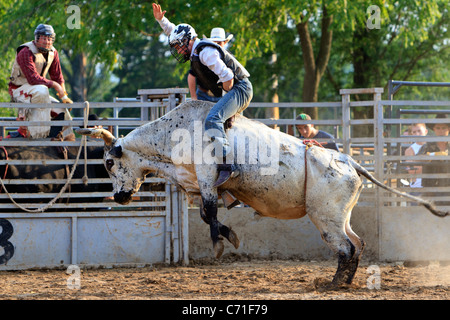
[0,89,189,270]
[0,217,71,269]
[76,216,166,265]
[0,86,447,264]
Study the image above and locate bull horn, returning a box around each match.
[76,128,116,146]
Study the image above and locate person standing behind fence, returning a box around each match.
[404,123,428,189]
[418,114,449,206]
[8,24,73,139]
[295,113,339,152]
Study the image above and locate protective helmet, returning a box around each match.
[34,24,55,52]
[168,24,197,63]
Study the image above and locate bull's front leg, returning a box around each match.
[201,195,224,258]
[200,200,240,258]
[197,165,239,258]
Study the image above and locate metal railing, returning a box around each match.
[1,88,448,210]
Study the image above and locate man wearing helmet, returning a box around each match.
[9,24,73,139]
[188,27,234,102]
[153,3,253,187]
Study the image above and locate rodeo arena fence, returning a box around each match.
[0,83,449,270]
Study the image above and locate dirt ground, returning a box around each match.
[0,257,449,300]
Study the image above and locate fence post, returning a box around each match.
[373,88,384,260]
[180,191,189,265]
[140,94,149,122]
[165,182,172,264]
[171,184,180,264]
[341,92,351,154]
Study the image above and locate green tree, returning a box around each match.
[179,0,447,114]
[0,0,158,102]
[109,32,183,100]
[0,0,447,116]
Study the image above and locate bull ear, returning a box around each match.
[109,145,123,158]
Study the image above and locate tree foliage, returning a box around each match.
[0,0,448,111]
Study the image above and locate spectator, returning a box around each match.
[418,114,449,206]
[295,113,339,152]
[404,123,428,189]
[8,24,73,139]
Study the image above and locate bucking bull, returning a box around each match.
[77,100,448,288]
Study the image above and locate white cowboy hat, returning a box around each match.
[203,27,233,42]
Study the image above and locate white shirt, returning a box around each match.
[408,142,423,188]
[157,17,234,83]
[409,142,423,155]
[157,17,175,37]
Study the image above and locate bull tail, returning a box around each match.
[348,157,448,218]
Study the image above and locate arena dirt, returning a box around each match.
[0,256,448,300]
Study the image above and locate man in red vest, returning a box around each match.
[8,24,73,138]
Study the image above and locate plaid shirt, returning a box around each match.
[9,44,64,92]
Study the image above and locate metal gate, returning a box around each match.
[0,88,189,270]
[243,86,449,261]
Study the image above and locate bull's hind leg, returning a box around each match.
[343,218,365,284]
[331,219,365,286]
[318,222,361,287]
[341,184,365,284]
[305,147,365,288]
[307,199,364,287]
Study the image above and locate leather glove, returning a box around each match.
[57,91,73,104]
[62,96,73,104]
[427,151,448,156]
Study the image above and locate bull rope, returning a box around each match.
[0,101,90,213]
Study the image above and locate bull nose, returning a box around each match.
[114,191,133,205]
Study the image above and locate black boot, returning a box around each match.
[213,163,238,187]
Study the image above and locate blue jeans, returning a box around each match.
[204,78,253,158]
[196,88,222,103]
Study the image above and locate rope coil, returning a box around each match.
[0,101,90,213]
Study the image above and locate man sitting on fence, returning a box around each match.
[8,24,73,139]
[295,113,339,152]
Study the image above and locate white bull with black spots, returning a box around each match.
[77,100,448,288]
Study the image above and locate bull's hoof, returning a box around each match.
[313,277,333,291]
[214,240,224,259]
[313,277,352,292]
[314,278,340,292]
[228,228,240,249]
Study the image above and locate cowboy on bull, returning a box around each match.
[8,24,73,139]
[152,3,253,187]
